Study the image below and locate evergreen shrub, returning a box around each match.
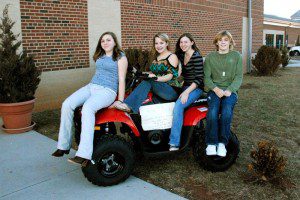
[248,140,287,181]
[252,45,281,76]
[0,5,41,103]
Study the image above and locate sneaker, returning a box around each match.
[169,146,179,151]
[217,143,227,157]
[206,145,217,156]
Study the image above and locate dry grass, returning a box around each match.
[33,68,300,200]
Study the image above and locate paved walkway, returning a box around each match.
[287,59,300,67]
[0,119,185,200]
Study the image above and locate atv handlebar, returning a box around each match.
[134,70,158,81]
[125,67,157,91]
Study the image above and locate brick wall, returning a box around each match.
[120,0,263,55]
[287,28,300,46]
[20,0,89,72]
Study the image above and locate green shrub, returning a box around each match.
[280,46,290,68]
[252,45,281,76]
[0,5,41,103]
[248,141,287,181]
[124,48,151,92]
[124,47,151,72]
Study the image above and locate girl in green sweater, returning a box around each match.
[204,31,243,157]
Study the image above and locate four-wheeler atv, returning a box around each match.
[73,67,240,186]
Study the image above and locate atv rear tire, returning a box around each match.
[192,125,239,172]
[82,134,135,186]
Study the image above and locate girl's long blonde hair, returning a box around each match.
[151,33,170,59]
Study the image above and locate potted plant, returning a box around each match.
[0,5,41,134]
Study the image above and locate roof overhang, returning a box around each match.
[264,17,300,28]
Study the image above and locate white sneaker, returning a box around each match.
[169,146,179,151]
[206,145,217,155]
[217,143,227,157]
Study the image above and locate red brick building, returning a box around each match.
[0,0,264,111]
[263,10,300,48]
[121,0,263,55]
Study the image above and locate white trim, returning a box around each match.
[263,30,284,35]
[263,30,285,47]
[264,21,300,28]
[88,0,122,68]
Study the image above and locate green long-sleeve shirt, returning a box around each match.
[204,50,243,94]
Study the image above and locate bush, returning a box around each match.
[252,45,281,76]
[0,5,41,103]
[124,48,151,92]
[280,46,290,68]
[124,47,151,72]
[248,141,287,181]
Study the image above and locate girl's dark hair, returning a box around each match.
[175,33,200,57]
[93,31,123,61]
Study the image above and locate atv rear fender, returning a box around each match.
[183,105,207,126]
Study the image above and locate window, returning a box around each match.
[276,35,284,49]
[266,34,274,47]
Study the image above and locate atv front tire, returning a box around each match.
[82,134,135,186]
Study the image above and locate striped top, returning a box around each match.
[178,51,204,89]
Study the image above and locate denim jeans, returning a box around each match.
[124,79,178,113]
[57,83,116,159]
[205,90,237,145]
[169,87,203,147]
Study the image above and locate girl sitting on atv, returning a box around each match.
[204,30,243,157]
[52,32,128,165]
[169,33,204,151]
[115,33,180,113]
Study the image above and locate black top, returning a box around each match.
[178,51,204,89]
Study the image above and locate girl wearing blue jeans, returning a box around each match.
[204,31,243,157]
[52,32,128,165]
[169,33,204,151]
[115,33,179,113]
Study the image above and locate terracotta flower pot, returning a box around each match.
[0,99,36,134]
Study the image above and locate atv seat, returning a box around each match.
[189,92,208,107]
[151,91,208,105]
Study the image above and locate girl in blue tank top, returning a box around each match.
[52,32,128,164]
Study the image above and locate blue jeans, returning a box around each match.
[124,79,178,113]
[205,91,237,145]
[169,87,203,147]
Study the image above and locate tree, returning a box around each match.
[0,5,41,103]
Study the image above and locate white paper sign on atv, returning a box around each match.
[139,102,175,131]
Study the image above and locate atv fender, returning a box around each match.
[183,105,207,126]
[95,108,140,137]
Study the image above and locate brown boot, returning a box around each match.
[52,149,70,157]
[68,156,89,165]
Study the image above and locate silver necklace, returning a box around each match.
[217,52,229,77]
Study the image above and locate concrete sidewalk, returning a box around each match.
[0,120,185,200]
[287,59,300,67]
